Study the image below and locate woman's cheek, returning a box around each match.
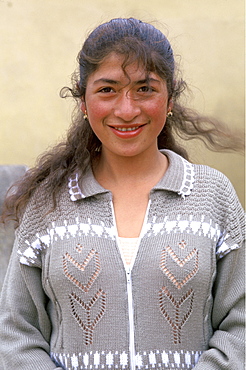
[88,101,111,122]
[147,99,168,119]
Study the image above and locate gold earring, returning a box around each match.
[95,146,102,152]
[83,110,88,120]
[167,111,173,117]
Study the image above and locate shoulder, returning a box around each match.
[192,163,237,198]
[16,180,74,266]
[17,180,70,239]
[191,163,244,229]
[162,150,239,202]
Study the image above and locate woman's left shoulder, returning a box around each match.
[190,162,244,212]
[192,163,235,191]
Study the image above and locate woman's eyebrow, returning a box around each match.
[93,78,120,85]
[93,77,161,85]
[135,78,161,85]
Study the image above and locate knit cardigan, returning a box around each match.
[0,150,245,370]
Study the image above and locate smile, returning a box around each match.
[107,123,147,139]
[114,126,140,132]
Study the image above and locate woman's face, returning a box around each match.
[81,52,172,160]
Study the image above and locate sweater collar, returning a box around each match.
[68,150,194,201]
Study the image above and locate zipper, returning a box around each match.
[126,266,136,370]
[110,200,151,370]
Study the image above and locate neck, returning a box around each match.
[93,147,168,188]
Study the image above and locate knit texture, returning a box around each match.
[0,150,244,370]
[118,237,139,266]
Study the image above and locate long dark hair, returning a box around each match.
[1,18,244,225]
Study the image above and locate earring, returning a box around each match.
[167,111,173,117]
[95,146,101,153]
[83,110,88,120]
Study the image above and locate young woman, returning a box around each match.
[0,18,244,370]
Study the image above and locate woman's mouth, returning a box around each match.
[108,124,146,138]
[113,126,141,132]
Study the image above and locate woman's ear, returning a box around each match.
[168,98,173,112]
[80,98,86,114]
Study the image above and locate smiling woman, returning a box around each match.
[0,18,245,370]
[82,53,170,161]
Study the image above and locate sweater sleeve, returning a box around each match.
[193,244,245,369]
[0,236,62,369]
[193,175,245,370]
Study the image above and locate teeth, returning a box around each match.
[115,127,139,132]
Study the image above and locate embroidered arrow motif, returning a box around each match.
[160,245,199,289]
[63,247,100,293]
[159,286,194,344]
[70,289,106,345]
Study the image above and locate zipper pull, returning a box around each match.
[126,267,131,283]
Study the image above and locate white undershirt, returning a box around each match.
[118,237,139,266]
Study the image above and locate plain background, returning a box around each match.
[0,0,244,206]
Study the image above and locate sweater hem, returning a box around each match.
[51,349,203,369]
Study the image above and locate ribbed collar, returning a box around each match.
[68,150,194,201]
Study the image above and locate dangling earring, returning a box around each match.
[167,110,173,118]
[83,110,88,120]
[95,145,101,153]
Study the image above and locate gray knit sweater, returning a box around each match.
[0,150,245,370]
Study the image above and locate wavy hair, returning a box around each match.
[1,18,244,225]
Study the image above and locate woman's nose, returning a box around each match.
[113,93,141,121]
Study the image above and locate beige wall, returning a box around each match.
[0,0,244,205]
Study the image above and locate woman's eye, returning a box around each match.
[138,86,154,93]
[98,87,114,93]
